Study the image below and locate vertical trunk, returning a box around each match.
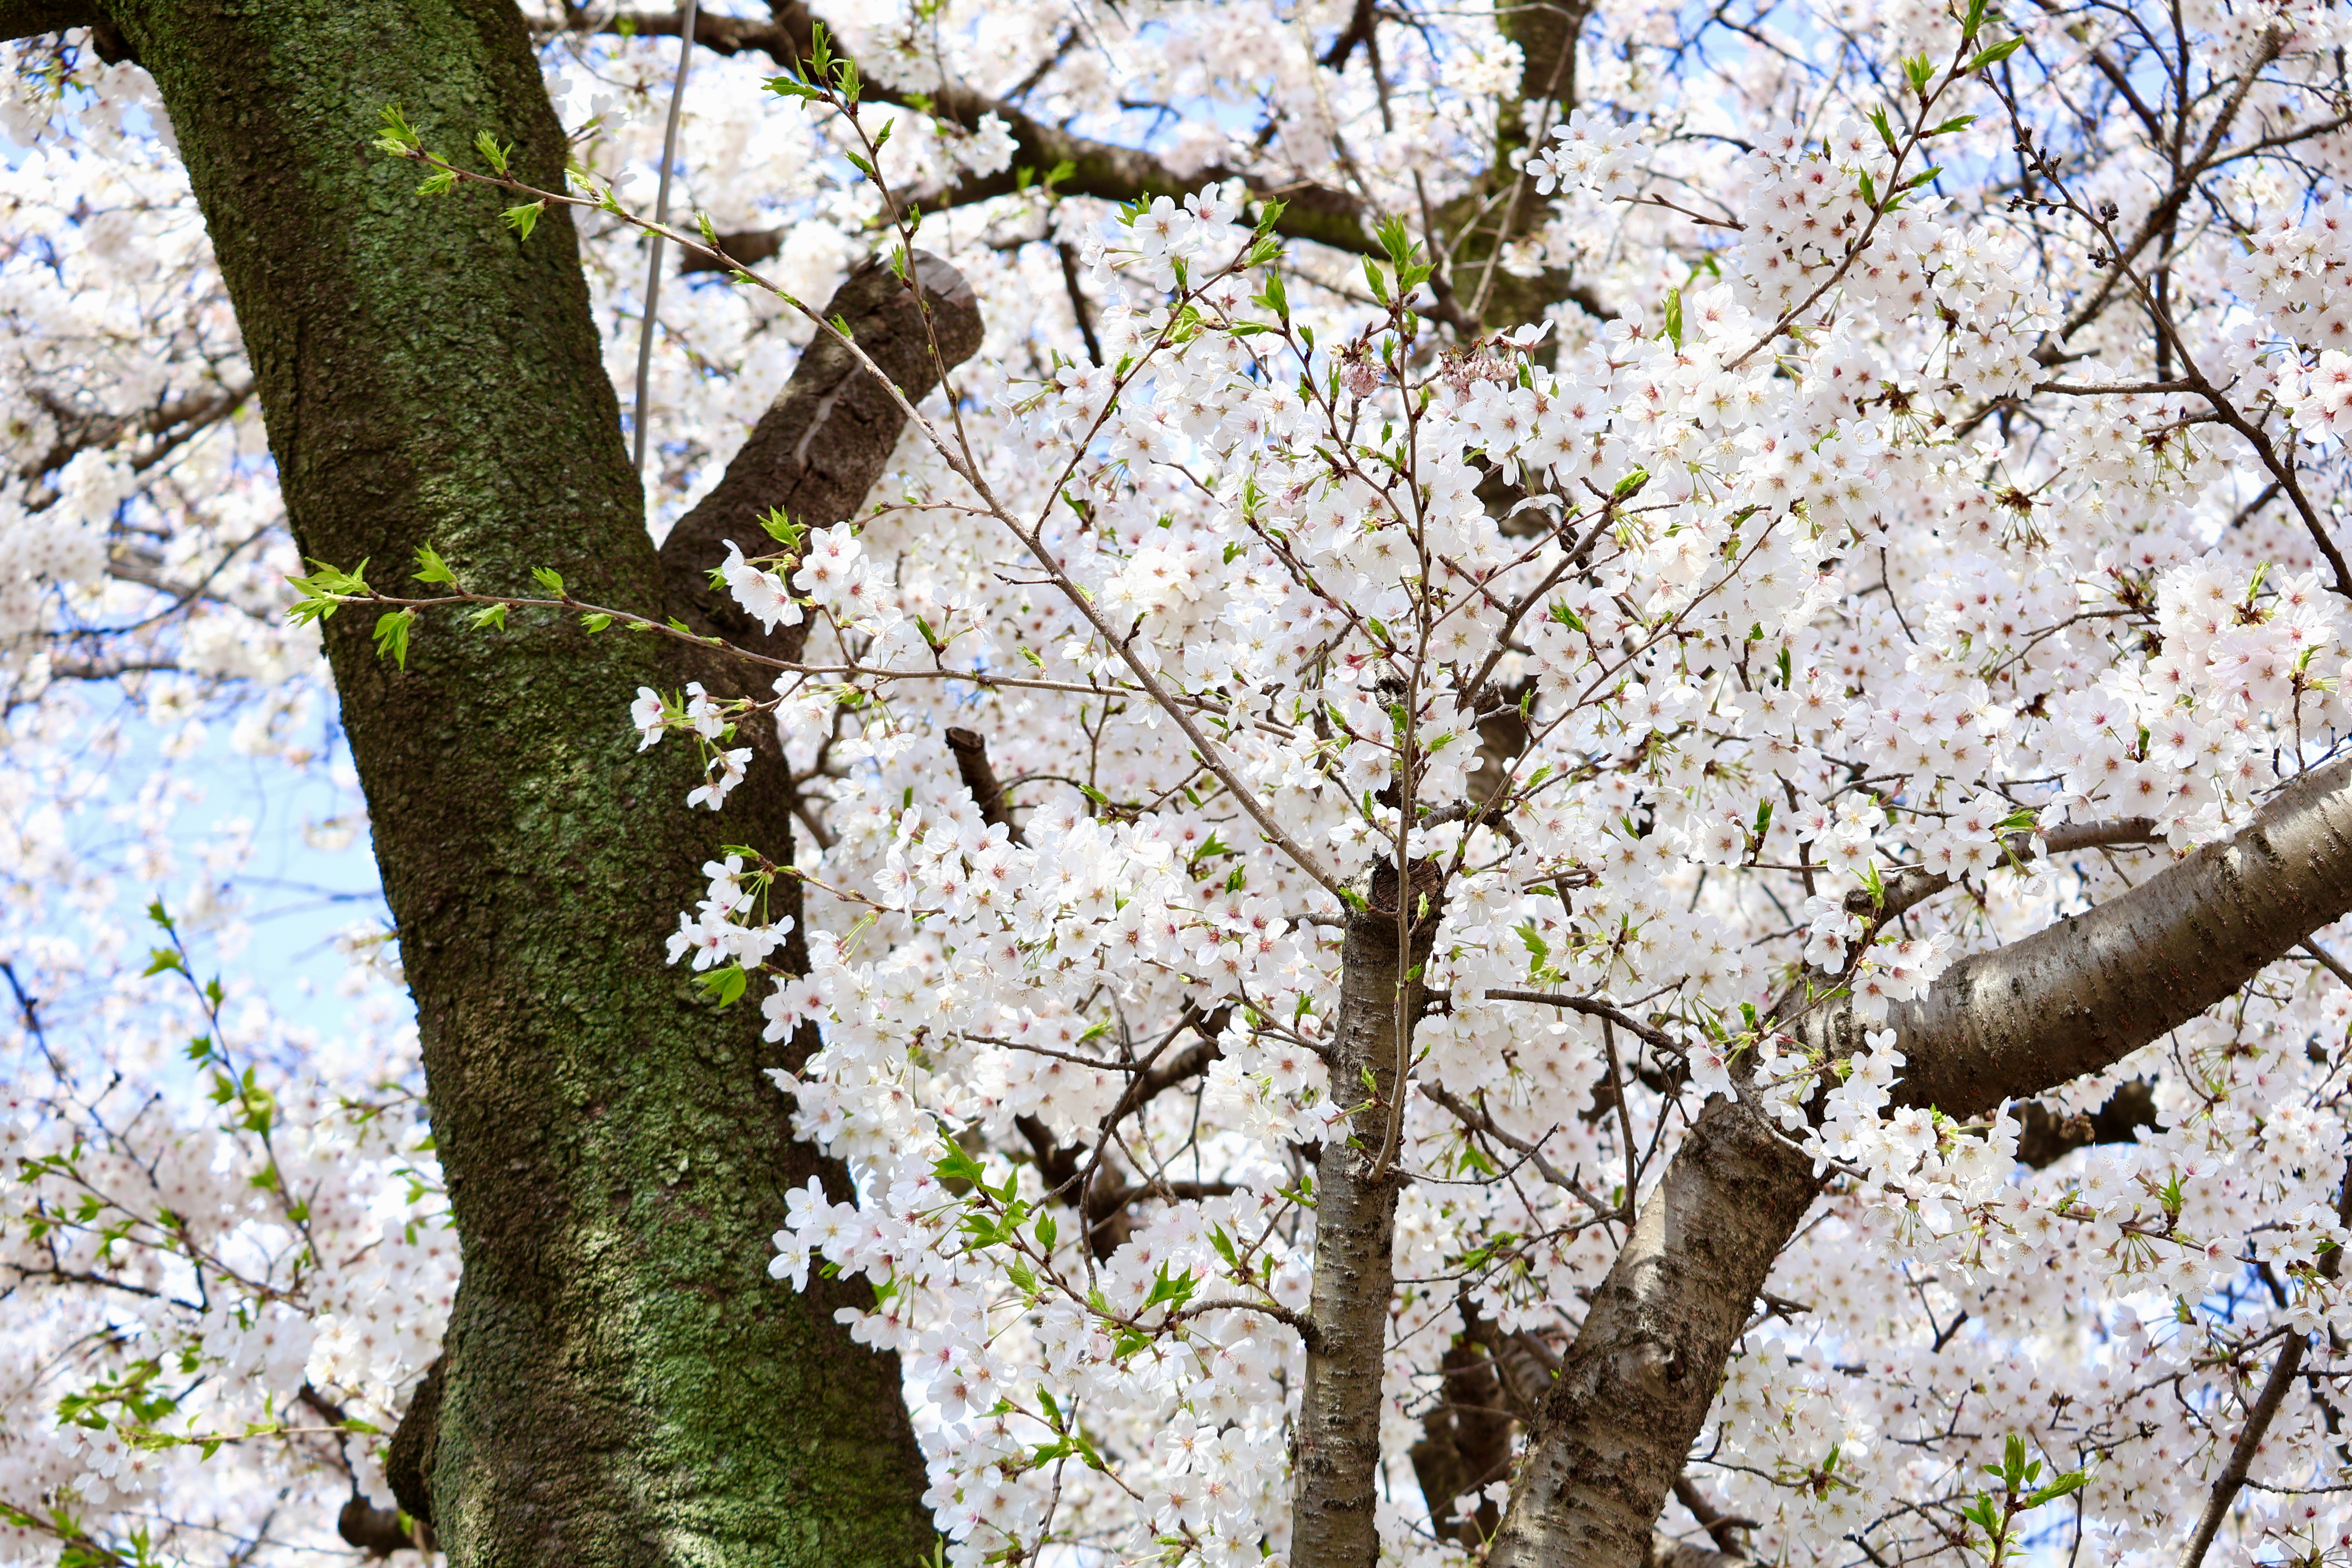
[100,2,939,1561]
[1292,859,1442,1568]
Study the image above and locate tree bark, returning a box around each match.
[73,2,953,1561]
[1488,755,2352,1566]
[658,249,980,656]
[1291,858,1444,1568]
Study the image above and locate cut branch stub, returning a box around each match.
[657,249,983,661]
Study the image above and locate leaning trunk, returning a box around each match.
[94,2,939,1561]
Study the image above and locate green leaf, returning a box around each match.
[531,566,568,597]
[414,545,457,586]
[284,557,372,624]
[1373,213,1419,273]
[473,131,512,175]
[416,167,458,198]
[503,200,545,242]
[1924,114,1978,137]
[1661,285,1683,348]
[1515,920,1552,977]
[1209,1225,1240,1270]
[1143,1262,1197,1312]
[759,506,805,547]
[2024,1470,2090,1508]
[372,609,416,671]
[469,602,508,633]
[1964,35,2026,72]
[373,103,421,156]
[933,1140,988,1191]
[1254,269,1289,319]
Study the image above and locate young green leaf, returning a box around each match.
[372,608,416,671]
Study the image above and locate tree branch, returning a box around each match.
[1853,814,2160,922]
[2176,1152,2352,1568]
[548,7,1380,262]
[656,249,982,661]
[1292,857,1445,1566]
[1489,757,2352,1567]
[944,726,1022,839]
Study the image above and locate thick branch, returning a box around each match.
[1489,758,2352,1567]
[944,726,1021,839]
[656,249,982,661]
[552,7,1378,261]
[1408,1317,1512,1550]
[2013,1079,2160,1169]
[1837,758,2352,1118]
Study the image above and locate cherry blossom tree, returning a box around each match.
[7,0,2352,1566]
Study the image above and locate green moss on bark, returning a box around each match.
[102,3,936,1561]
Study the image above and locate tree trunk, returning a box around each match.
[1291,858,1443,1568]
[1488,755,2352,1566]
[64,2,945,1560]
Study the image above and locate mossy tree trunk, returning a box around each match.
[19,1,943,1561]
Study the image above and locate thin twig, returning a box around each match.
[631,0,701,475]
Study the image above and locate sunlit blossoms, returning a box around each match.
[11,0,2352,1562]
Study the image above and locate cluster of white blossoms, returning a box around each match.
[633,39,2352,1549]
[11,0,2352,1559]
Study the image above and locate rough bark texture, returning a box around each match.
[1487,1095,1816,1567]
[1834,755,2352,1120]
[1488,755,2352,1566]
[1292,859,1444,1568]
[89,2,942,1561]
